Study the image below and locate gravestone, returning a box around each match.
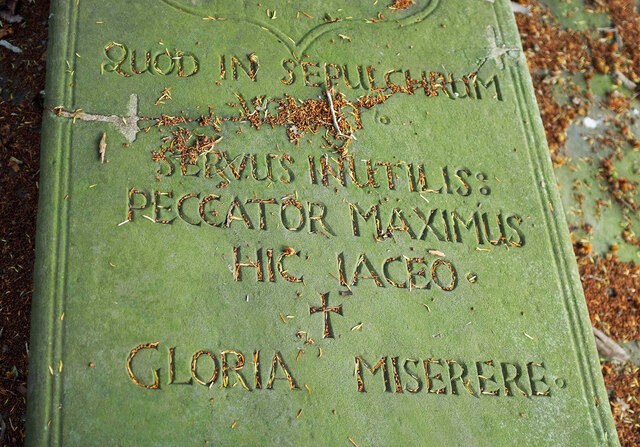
[26,0,620,445]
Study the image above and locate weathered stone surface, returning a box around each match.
[26,0,619,445]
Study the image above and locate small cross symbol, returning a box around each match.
[309,293,343,339]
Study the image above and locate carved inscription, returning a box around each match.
[309,293,343,339]
[127,190,524,248]
[101,47,504,101]
[281,59,502,100]
[126,344,565,399]
[106,29,545,407]
[102,42,199,77]
[127,344,296,391]
[354,356,561,397]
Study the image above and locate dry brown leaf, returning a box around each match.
[99,132,106,163]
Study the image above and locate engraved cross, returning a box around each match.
[309,293,343,339]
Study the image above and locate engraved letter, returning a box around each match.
[267,352,297,390]
[233,246,263,282]
[126,342,160,389]
[221,350,250,390]
[127,188,149,222]
[191,350,219,386]
[354,356,390,392]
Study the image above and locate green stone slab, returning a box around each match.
[26,0,619,445]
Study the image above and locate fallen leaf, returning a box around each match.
[99,132,106,163]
